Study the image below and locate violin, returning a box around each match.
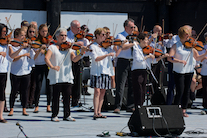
[126,31,139,43]
[0,31,13,45]
[158,33,173,41]
[142,45,165,57]
[184,37,205,51]
[59,41,92,52]
[41,35,52,44]
[100,37,126,48]
[10,38,28,47]
[85,33,95,41]
[75,30,86,39]
[0,37,10,45]
[100,37,114,48]
[41,35,57,45]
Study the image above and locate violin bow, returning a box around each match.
[5,15,12,31]
[152,32,158,64]
[162,19,164,36]
[184,23,207,66]
[113,24,118,38]
[142,25,145,33]
[134,42,158,84]
[47,24,60,46]
[140,16,144,33]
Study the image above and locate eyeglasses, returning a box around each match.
[29,31,35,33]
[60,35,67,37]
[129,26,136,29]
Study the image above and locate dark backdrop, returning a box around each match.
[0,0,206,41]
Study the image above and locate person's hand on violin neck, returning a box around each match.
[80,45,87,54]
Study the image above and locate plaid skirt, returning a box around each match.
[90,74,111,89]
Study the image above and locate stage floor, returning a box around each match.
[1,87,207,138]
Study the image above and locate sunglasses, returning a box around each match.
[60,35,67,37]
[106,32,111,34]
[130,26,136,29]
[101,34,106,36]
[29,31,35,33]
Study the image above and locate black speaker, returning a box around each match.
[102,89,115,110]
[128,105,185,136]
[102,88,128,110]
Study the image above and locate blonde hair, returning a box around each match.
[94,28,104,38]
[178,26,191,39]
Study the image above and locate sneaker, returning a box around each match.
[201,108,207,115]
[63,116,76,121]
[51,116,59,122]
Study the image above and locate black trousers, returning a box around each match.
[166,61,175,105]
[0,73,7,101]
[52,83,72,118]
[72,60,82,106]
[10,73,31,108]
[27,67,36,105]
[132,69,147,107]
[173,72,193,109]
[115,58,134,109]
[34,64,52,107]
[202,76,207,109]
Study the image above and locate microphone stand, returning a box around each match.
[17,123,29,138]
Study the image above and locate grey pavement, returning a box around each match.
[1,87,207,138]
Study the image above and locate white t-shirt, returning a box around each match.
[173,41,194,74]
[34,48,46,65]
[116,31,132,59]
[131,44,157,71]
[199,44,207,76]
[47,45,74,85]
[90,42,114,76]
[0,44,12,73]
[10,46,35,76]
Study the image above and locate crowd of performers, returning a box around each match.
[0,18,207,123]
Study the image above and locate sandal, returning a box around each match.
[98,114,107,119]
[93,114,99,120]
[183,112,189,117]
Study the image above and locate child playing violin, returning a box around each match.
[33,24,52,113]
[130,33,169,107]
[8,28,41,116]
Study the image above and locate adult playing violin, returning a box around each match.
[90,28,115,119]
[66,20,88,107]
[167,26,207,117]
[45,28,87,122]
[113,18,138,114]
[148,25,167,94]
[80,25,92,95]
